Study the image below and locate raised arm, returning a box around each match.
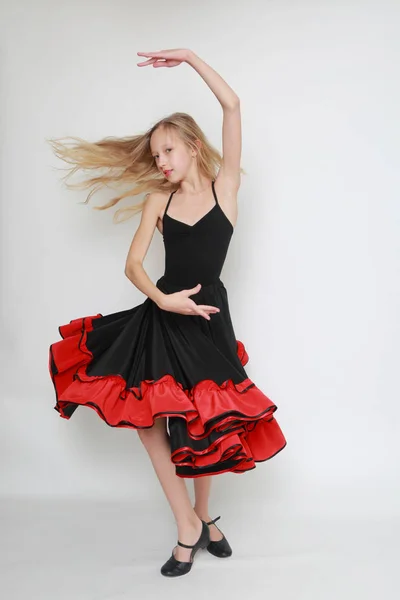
[186,51,242,188]
[137,48,242,189]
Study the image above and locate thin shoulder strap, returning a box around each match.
[211,179,219,205]
[163,189,177,218]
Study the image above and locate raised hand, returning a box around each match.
[137,48,190,68]
[159,284,220,320]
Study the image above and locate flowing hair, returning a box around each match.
[47,112,245,224]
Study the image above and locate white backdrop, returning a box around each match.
[1,0,399,525]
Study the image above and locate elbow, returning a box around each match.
[224,97,240,110]
[124,260,141,279]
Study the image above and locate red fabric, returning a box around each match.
[50,315,286,476]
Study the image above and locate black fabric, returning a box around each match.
[86,180,242,390]
[48,178,287,478]
[162,180,234,288]
[85,277,247,390]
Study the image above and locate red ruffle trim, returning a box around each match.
[49,315,286,477]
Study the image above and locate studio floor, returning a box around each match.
[1,497,398,600]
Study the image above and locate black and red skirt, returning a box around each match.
[49,276,287,478]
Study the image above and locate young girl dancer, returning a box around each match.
[48,48,286,577]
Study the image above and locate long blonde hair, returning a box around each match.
[47,112,244,224]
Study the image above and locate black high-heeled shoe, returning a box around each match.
[160,519,210,577]
[206,516,233,558]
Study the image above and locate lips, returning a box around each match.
[164,170,173,176]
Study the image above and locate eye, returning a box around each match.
[153,149,172,160]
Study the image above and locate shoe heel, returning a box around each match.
[189,520,211,560]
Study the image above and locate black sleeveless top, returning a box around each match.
[161,180,234,288]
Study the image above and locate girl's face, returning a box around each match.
[150,127,195,182]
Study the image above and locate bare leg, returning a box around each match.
[137,417,204,561]
[193,476,224,541]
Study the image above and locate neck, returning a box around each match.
[178,174,211,195]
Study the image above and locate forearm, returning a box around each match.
[185,50,239,109]
[125,262,166,308]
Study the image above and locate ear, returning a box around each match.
[192,139,202,156]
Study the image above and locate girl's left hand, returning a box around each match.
[137,48,191,68]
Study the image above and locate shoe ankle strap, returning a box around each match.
[177,540,195,549]
[177,519,207,548]
[206,516,221,526]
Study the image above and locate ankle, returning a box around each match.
[177,513,202,531]
[193,507,210,521]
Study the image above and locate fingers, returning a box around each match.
[184,284,221,320]
[194,308,211,320]
[186,283,201,296]
[154,60,180,68]
[137,52,163,67]
[192,305,220,320]
[137,57,157,66]
[138,57,173,68]
[198,305,220,313]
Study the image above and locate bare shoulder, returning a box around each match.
[144,190,172,233]
[214,169,241,228]
[124,190,171,270]
[144,190,170,211]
